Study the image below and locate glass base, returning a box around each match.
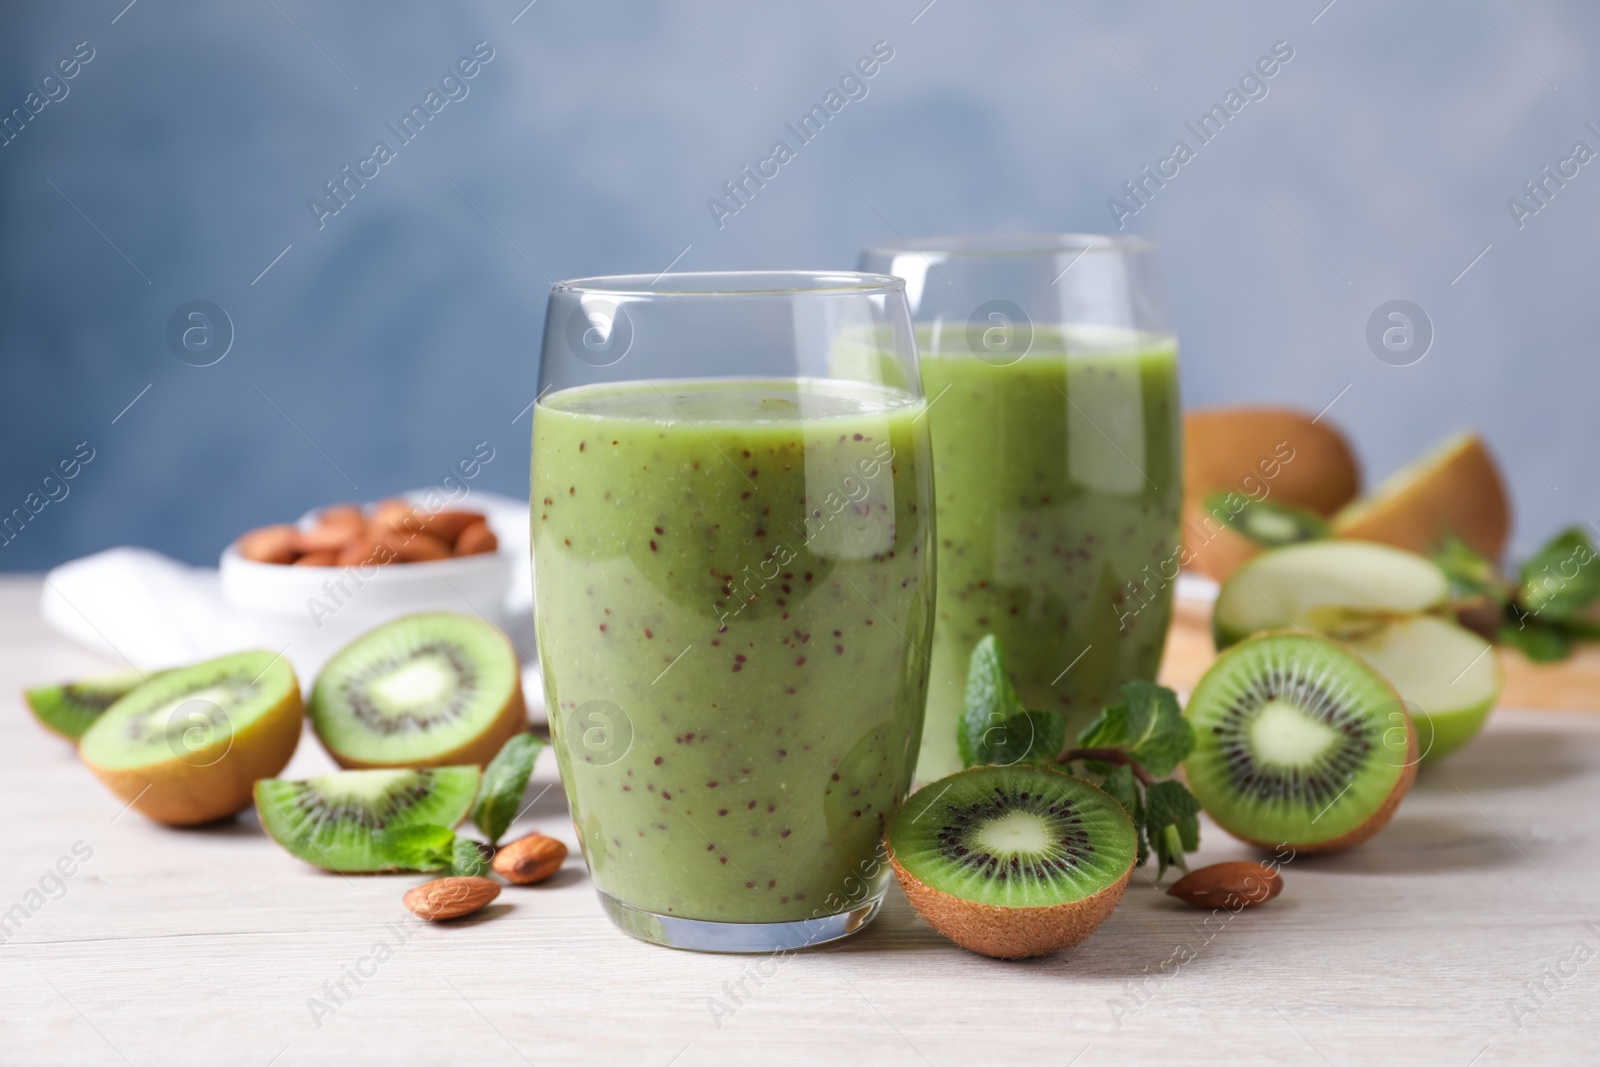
[597,891,883,953]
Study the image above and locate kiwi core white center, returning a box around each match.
[370,659,454,710]
[311,769,411,802]
[974,811,1053,856]
[1251,700,1339,766]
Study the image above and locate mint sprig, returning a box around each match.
[957,639,1201,879]
[376,825,492,876]
[1062,680,1200,878]
[957,635,1065,767]
[1436,527,1600,663]
[472,732,547,844]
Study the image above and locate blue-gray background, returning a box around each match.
[2,0,1595,570]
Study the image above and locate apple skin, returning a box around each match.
[1412,694,1497,763]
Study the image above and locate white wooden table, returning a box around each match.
[2,574,1596,1065]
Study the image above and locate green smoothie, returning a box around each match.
[532,378,934,923]
[916,328,1181,778]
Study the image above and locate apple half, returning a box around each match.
[1214,540,1502,761]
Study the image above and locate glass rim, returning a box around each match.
[552,270,906,298]
[860,232,1155,257]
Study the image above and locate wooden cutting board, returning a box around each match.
[1157,595,1600,711]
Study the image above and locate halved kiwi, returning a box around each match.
[78,651,303,826]
[1332,431,1509,561]
[310,613,526,769]
[887,764,1137,959]
[26,670,155,741]
[255,766,480,872]
[1183,631,1416,853]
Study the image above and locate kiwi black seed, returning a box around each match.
[255,766,481,872]
[310,613,526,769]
[887,764,1137,959]
[1183,630,1415,853]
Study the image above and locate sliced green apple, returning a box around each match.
[1213,540,1449,648]
[1343,615,1502,761]
[1212,540,1501,761]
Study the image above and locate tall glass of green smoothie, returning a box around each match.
[531,272,935,952]
[859,235,1181,779]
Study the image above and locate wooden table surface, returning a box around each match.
[3,574,1597,1066]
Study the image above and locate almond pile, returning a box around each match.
[235,500,498,567]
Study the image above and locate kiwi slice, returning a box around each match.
[78,651,304,826]
[255,766,480,872]
[887,764,1137,959]
[309,613,527,769]
[25,670,155,741]
[1204,492,1329,548]
[1183,631,1416,853]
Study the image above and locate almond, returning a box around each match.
[424,510,487,545]
[336,534,383,568]
[403,876,501,921]
[1166,861,1283,910]
[492,832,567,885]
[237,524,298,564]
[386,530,451,563]
[293,508,366,553]
[293,549,339,566]
[454,521,498,557]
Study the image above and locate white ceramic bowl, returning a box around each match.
[218,508,516,677]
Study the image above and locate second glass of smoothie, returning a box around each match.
[531,272,935,952]
[859,235,1181,780]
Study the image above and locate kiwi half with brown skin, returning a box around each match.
[78,651,303,826]
[886,764,1138,959]
[310,613,526,769]
[1182,631,1416,853]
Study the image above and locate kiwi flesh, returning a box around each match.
[255,766,480,872]
[78,651,303,826]
[887,764,1137,959]
[1183,631,1416,853]
[310,612,526,769]
[26,670,156,741]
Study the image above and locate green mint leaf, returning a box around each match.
[1499,619,1572,663]
[970,710,1066,767]
[1433,536,1510,607]
[1076,703,1133,751]
[1144,780,1201,879]
[1078,681,1192,778]
[959,635,1026,767]
[448,837,491,878]
[375,824,456,872]
[1517,527,1600,622]
[472,733,547,844]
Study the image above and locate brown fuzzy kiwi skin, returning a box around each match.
[85,687,305,827]
[324,682,527,771]
[1182,408,1361,581]
[890,856,1131,960]
[1210,703,1419,855]
[886,780,1138,960]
